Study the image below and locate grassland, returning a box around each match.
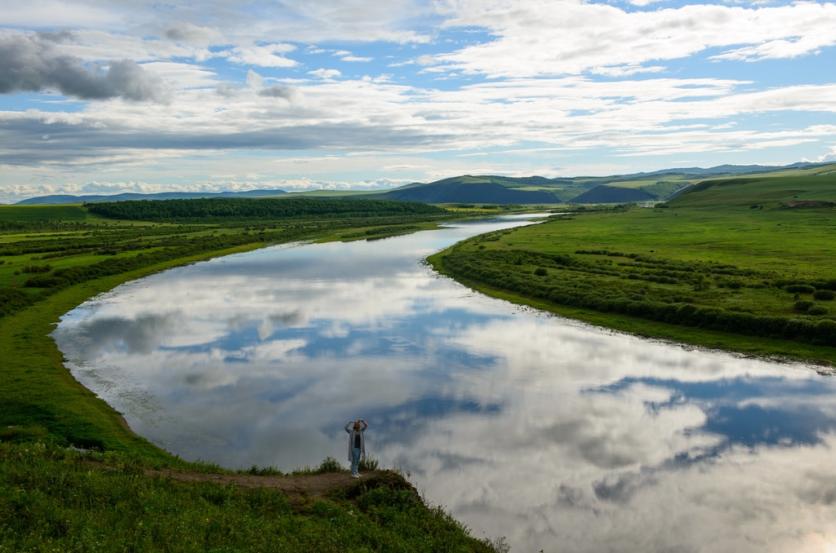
[430,174,836,366]
[0,199,497,552]
[0,441,493,553]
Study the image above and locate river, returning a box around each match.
[54,214,836,552]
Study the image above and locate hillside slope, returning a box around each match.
[383,181,558,204]
[570,185,656,204]
[670,174,836,208]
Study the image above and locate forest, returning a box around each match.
[86,197,445,221]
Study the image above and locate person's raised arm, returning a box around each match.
[345,421,353,433]
[360,419,368,431]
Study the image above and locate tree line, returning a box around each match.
[86,197,445,221]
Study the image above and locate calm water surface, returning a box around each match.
[55,216,836,552]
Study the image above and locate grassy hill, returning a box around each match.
[569,184,656,204]
[382,179,560,204]
[670,174,836,208]
[430,171,836,365]
[374,163,834,205]
[13,163,832,208]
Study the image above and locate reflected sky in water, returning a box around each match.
[54,216,836,553]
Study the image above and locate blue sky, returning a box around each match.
[1,0,836,202]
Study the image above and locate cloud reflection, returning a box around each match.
[54,218,836,552]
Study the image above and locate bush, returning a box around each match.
[808,306,828,316]
[316,456,342,473]
[360,456,380,472]
[534,267,548,277]
[0,288,32,317]
[24,275,67,288]
[813,290,835,301]
[21,264,52,274]
[794,300,814,313]
[785,284,815,294]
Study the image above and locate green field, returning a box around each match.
[430,173,836,366]
[0,199,497,552]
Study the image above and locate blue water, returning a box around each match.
[54,215,836,552]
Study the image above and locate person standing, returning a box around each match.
[345,419,368,478]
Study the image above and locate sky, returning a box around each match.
[1,0,836,202]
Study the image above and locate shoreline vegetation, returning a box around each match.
[0,198,504,552]
[429,174,836,368]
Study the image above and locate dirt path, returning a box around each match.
[147,468,409,501]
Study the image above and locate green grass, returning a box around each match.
[0,205,92,223]
[0,442,493,553]
[671,174,836,208]
[430,174,836,366]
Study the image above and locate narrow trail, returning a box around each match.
[146,468,409,501]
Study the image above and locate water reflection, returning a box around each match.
[54,216,836,552]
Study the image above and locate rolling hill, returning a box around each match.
[569,185,656,204]
[668,172,836,208]
[14,162,836,207]
[381,180,558,204]
[377,163,833,205]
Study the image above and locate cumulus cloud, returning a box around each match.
[1,0,836,197]
[431,0,836,77]
[308,68,341,79]
[224,43,297,67]
[0,32,166,101]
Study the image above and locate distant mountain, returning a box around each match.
[382,180,558,204]
[380,164,823,206]
[16,189,287,205]
[600,162,823,180]
[570,185,656,204]
[14,162,830,206]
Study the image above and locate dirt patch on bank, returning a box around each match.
[146,467,413,501]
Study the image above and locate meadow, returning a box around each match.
[431,174,836,365]
[0,199,498,552]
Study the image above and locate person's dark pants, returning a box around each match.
[351,447,361,475]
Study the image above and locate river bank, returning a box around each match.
[428,196,836,368]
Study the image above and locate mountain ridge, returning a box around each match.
[16,189,288,205]
[12,162,833,205]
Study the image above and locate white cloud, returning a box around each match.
[430,1,836,77]
[1,0,836,197]
[308,68,341,79]
[224,43,297,67]
[341,55,373,62]
[0,1,119,28]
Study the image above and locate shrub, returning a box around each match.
[21,264,52,274]
[534,267,548,277]
[813,290,835,301]
[316,457,342,473]
[808,306,828,316]
[360,456,380,472]
[24,275,67,288]
[785,284,815,294]
[794,300,814,313]
[0,288,32,317]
